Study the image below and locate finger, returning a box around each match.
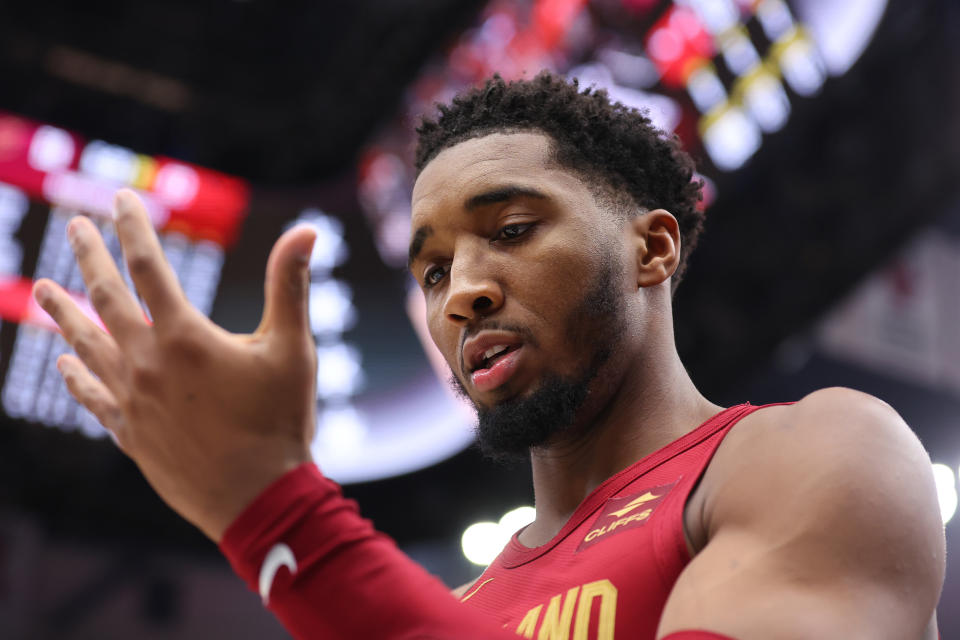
[111,189,185,325]
[66,215,149,346]
[257,224,317,344]
[57,354,128,448]
[34,279,125,389]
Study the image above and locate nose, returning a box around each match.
[442,249,504,326]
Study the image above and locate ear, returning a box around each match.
[630,209,681,289]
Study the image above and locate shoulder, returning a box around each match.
[706,387,938,516]
[702,386,945,588]
[710,387,929,490]
[685,388,915,549]
[783,385,910,440]
[749,385,911,442]
[664,391,945,635]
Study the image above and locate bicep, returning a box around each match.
[657,525,921,639]
[657,389,945,640]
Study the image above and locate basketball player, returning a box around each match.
[31,72,944,639]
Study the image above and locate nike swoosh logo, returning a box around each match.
[259,543,298,605]
[460,577,494,603]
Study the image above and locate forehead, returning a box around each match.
[411,132,566,220]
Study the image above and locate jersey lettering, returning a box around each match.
[538,586,580,639]
[516,605,542,638]
[584,508,653,542]
[577,482,676,552]
[515,579,618,639]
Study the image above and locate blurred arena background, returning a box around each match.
[0,0,958,637]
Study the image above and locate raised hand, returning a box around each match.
[32,189,319,541]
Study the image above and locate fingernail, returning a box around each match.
[66,219,81,246]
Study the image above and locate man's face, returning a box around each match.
[409,132,631,458]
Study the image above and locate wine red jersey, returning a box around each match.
[458,403,767,639]
[220,404,767,640]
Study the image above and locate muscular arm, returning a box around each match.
[658,388,945,639]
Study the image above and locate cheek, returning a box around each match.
[426,305,459,368]
[523,244,599,309]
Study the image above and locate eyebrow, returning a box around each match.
[407,184,549,269]
[464,185,548,211]
[408,225,433,269]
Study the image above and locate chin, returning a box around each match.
[474,370,595,462]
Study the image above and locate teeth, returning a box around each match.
[482,345,509,362]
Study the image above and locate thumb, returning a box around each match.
[258,224,317,342]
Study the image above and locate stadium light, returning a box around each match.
[499,506,537,534]
[462,506,537,566]
[932,463,957,525]
[461,522,507,567]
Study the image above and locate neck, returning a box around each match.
[520,331,721,547]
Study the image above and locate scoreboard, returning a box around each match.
[0,112,247,437]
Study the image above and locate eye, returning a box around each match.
[494,222,534,242]
[423,264,449,288]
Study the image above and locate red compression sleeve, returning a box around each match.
[220,463,516,640]
[662,633,736,640]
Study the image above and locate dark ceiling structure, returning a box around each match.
[0,0,487,182]
[1,0,959,550]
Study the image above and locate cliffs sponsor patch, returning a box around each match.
[577,482,676,552]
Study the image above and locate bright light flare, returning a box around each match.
[499,506,537,534]
[461,522,508,566]
[701,106,761,170]
[462,505,536,566]
[932,463,957,525]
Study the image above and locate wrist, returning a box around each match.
[200,449,314,543]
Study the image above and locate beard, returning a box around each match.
[449,254,625,462]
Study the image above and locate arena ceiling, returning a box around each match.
[0,0,488,182]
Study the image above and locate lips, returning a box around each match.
[470,346,524,392]
[462,331,525,392]
[463,332,523,372]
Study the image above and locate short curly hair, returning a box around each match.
[414,71,705,291]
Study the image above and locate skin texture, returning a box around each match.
[410,132,724,544]
[670,389,944,639]
[36,132,945,639]
[445,248,625,461]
